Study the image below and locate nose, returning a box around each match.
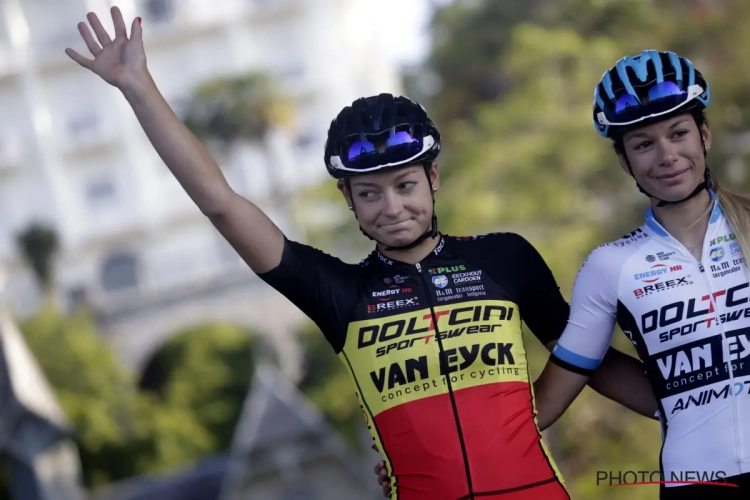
[380,191,404,218]
[657,138,679,167]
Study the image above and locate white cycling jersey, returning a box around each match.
[550,192,750,485]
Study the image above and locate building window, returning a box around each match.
[67,112,101,140]
[66,286,88,310]
[101,252,139,292]
[85,178,116,205]
[144,0,174,22]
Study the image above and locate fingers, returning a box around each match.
[64,48,92,69]
[373,461,382,475]
[378,467,389,485]
[130,15,142,42]
[77,22,101,56]
[111,6,128,39]
[87,12,112,46]
[382,481,390,498]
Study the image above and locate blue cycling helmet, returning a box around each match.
[593,50,713,207]
[593,50,710,138]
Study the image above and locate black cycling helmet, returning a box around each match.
[324,93,442,251]
[324,93,441,178]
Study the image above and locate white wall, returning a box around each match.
[0,0,404,317]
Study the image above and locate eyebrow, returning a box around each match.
[351,168,420,187]
[627,119,690,140]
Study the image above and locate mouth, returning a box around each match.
[653,167,690,180]
[380,220,413,230]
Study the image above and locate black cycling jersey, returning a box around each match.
[258,232,571,499]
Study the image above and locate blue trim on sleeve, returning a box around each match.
[551,344,602,371]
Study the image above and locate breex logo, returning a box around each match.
[640,283,750,343]
[710,246,726,263]
[634,264,681,283]
[633,273,691,299]
[731,242,741,256]
[367,298,419,313]
[344,300,526,414]
[432,275,448,288]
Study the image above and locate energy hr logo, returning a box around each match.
[595,470,737,489]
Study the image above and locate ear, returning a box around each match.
[337,179,352,208]
[701,120,712,152]
[428,160,440,191]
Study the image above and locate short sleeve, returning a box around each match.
[510,234,572,346]
[549,245,620,375]
[256,237,360,352]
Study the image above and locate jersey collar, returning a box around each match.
[644,189,721,237]
[372,233,447,269]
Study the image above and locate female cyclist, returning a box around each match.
[66,8,657,499]
[533,50,750,499]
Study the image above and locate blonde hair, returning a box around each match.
[714,176,750,265]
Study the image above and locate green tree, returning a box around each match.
[15,222,59,297]
[181,72,295,205]
[139,323,257,453]
[285,1,750,497]
[18,305,213,489]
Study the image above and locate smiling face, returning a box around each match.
[617,113,711,203]
[338,162,439,248]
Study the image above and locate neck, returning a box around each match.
[377,234,441,264]
[651,190,713,250]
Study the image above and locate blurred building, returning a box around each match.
[90,363,381,500]
[0,0,402,376]
[0,266,84,500]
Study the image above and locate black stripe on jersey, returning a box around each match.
[548,354,596,376]
[616,300,649,360]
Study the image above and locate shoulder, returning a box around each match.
[576,226,650,282]
[264,237,365,282]
[448,231,535,254]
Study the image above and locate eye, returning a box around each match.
[672,129,688,139]
[357,190,374,199]
[634,140,653,150]
[399,181,417,190]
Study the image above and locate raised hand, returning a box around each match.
[65,6,146,90]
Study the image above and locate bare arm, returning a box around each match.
[66,7,283,273]
[538,341,658,431]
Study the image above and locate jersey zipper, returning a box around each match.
[415,262,475,498]
[695,260,743,465]
[651,202,744,467]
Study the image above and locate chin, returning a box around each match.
[378,229,423,248]
[651,184,701,203]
